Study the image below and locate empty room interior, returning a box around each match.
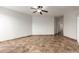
[0,6,79,53]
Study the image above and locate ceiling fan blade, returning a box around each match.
[33,11,37,13]
[42,10,48,13]
[40,12,43,15]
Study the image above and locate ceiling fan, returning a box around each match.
[31,6,48,15]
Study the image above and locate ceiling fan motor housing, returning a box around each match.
[38,6,43,9]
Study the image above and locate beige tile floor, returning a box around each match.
[0,35,79,53]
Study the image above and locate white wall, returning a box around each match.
[32,16,54,35]
[76,10,79,43]
[64,11,77,40]
[77,16,79,43]
[0,7,32,41]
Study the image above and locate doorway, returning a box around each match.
[54,16,64,36]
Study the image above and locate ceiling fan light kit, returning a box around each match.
[37,9,41,12]
[31,6,48,15]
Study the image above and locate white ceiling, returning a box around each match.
[2,6,79,16]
